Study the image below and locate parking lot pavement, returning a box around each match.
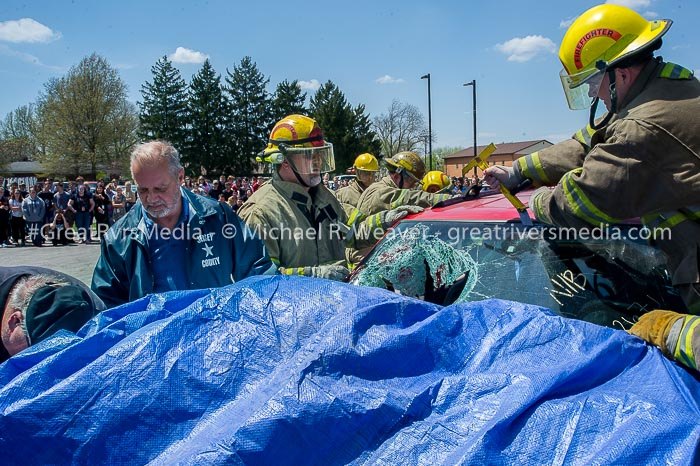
[1,242,101,286]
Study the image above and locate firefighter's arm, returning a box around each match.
[530,122,659,228]
[514,127,592,187]
[630,311,700,371]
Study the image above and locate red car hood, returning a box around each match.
[406,189,537,223]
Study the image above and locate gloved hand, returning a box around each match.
[628,310,684,355]
[379,205,424,229]
[305,264,350,281]
[483,165,523,191]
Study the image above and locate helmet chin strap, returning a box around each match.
[394,170,405,189]
[285,156,317,188]
[589,68,618,130]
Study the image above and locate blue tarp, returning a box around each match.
[1,276,698,465]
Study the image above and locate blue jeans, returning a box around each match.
[75,211,92,242]
[26,221,44,246]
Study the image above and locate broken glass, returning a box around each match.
[351,221,685,328]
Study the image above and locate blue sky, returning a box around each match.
[1,0,698,151]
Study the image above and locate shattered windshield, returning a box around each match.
[351,221,685,328]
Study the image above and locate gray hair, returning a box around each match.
[130,140,183,178]
[7,274,67,345]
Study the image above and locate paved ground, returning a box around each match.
[1,242,102,286]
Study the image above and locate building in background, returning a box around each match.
[443,140,553,178]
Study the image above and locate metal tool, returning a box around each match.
[462,143,532,225]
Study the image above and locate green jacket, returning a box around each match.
[91,188,274,308]
[335,180,365,216]
[237,175,347,269]
[518,59,700,312]
[356,176,451,216]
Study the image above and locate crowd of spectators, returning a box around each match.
[0,172,483,248]
[0,174,270,246]
[0,177,134,247]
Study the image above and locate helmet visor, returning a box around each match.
[559,67,605,110]
[284,143,335,175]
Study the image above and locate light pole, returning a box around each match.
[420,73,433,171]
[463,80,477,177]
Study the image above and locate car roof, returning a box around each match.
[407,189,537,223]
[405,188,641,225]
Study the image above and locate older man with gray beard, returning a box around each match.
[91,140,275,308]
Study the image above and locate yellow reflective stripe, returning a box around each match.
[674,316,700,370]
[281,266,306,276]
[643,206,700,231]
[660,62,675,78]
[660,63,694,80]
[531,152,550,184]
[516,156,529,175]
[531,189,551,224]
[347,208,362,226]
[573,124,595,149]
[270,257,280,266]
[519,152,550,184]
[432,193,452,205]
[390,190,408,209]
[561,169,620,225]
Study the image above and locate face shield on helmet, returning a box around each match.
[257,114,336,186]
[279,143,335,175]
[559,64,607,110]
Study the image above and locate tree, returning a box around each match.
[372,100,429,158]
[350,103,382,160]
[432,146,463,172]
[310,81,380,173]
[37,54,136,177]
[270,80,307,125]
[224,56,272,174]
[187,59,228,175]
[138,56,189,151]
[105,100,139,176]
[0,105,41,164]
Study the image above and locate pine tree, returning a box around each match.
[270,80,307,125]
[138,56,189,153]
[351,104,382,159]
[310,81,380,173]
[223,56,272,175]
[187,59,228,175]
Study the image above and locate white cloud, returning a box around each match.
[375,75,405,85]
[0,18,61,43]
[495,35,556,62]
[559,17,576,29]
[643,11,658,18]
[298,79,321,91]
[605,0,651,9]
[168,47,208,64]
